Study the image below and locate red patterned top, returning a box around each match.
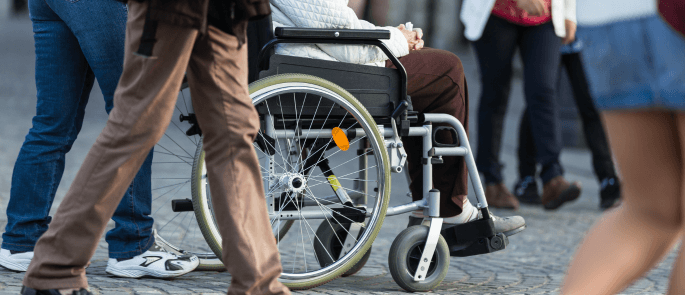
[491,0,552,26]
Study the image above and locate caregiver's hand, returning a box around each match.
[515,0,549,16]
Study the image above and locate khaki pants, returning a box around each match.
[23,2,289,294]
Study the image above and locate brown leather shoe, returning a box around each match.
[542,176,582,210]
[484,183,519,210]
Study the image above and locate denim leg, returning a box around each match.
[47,0,154,258]
[2,0,94,252]
[562,53,617,181]
[472,16,519,184]
[517,109,537,178]
[518,22,564,184]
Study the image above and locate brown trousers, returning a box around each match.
[23,2,289,294]
[386,48,469,217]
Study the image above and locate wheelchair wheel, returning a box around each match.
[193,74,391,289]
[388,225,450,292]
[313,222,372,277]
[149,85,224,271]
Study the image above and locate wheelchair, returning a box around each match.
[149,20,516,293]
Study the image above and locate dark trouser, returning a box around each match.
[24,2,289,294]
[473,15,563,185]
[518,52,617,181]
[386,48,468,217]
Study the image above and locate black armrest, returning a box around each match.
[275,27,390,40]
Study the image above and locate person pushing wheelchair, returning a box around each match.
[20,0,291,294]
[268,0,526,235]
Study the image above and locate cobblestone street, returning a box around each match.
[0,7,675,295]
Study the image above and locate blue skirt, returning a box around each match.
[579,15,685,111]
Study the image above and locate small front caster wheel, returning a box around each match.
[314,222,372,277]
[388,225,450,292]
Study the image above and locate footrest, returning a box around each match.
[440,217,508,257]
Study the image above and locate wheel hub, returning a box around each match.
[280,173,307,194]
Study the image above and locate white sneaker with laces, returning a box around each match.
[105,242,199,278]
[0,248,33,271]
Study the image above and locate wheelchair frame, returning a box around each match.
[255,27,506,285]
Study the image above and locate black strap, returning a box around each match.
[135,9,159,58]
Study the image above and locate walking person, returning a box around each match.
[512,37,621,210]
[20,0,291,294]
[561,0,685,293]
[461,0,582,210]
[0,0,199,279]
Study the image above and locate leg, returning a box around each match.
[48,0,155,259]
[563,53,616,181]
[2,0,94,253]
[513,109,542,204]
[561,111,683,295]
[472,15,518,185]
[516,109,537,178]
[667,113,685,295]
[562,53,620,209]
[519,22,580,209]
[185,25,289,295]
[23,1,197,289]
[518,22,563,184]
[388,48,468,217]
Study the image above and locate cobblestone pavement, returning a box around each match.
[0,12,675,295]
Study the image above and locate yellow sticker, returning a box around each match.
[327,175,342,190]
[331,127,350,151]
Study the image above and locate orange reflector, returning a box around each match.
[332,127,350,151]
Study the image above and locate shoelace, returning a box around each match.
[515,176,535,195]
[600,177,616,190]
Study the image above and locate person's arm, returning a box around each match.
[562,0,577,44]
[272,0,411,64]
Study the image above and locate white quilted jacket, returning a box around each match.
[270,0,410,67]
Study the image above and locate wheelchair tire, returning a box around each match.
[192,74,391,290]
[388,225,450,292]
[313,222,372,277]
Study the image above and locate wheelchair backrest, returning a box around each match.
[247,18,402,121]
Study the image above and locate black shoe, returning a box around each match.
[513,176,542,205]
[599,177,621,211]
[21,286,92,295]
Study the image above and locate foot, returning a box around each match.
[105,241,199,278]
[485,182,520,210]
[406,202,526,236]
[21,286,91,295]
[541,176,582,210]
[0,248,33,271]
[513,176,542,205]
[599,177,621,211]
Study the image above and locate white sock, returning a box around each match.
[442,200,479,224]
[410,199,479,224]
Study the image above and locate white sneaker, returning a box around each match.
[105,242,199,278]
[0,248,33,271]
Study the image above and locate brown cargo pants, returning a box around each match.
[23,1,289,294]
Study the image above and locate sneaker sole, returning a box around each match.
[105,262,198,278]
[543,184,581,210]
[0,258,29,272]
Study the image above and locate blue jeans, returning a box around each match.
[473,15,564,184]
[1,0,155,259]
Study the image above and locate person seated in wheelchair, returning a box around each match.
[268,0,525,235]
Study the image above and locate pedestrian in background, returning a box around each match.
[561,0,685,293]
[461,0,581,211]
[19,0,290,294]
[0,0,198,279]
[513,35,621,210]
[348,0,389,26]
